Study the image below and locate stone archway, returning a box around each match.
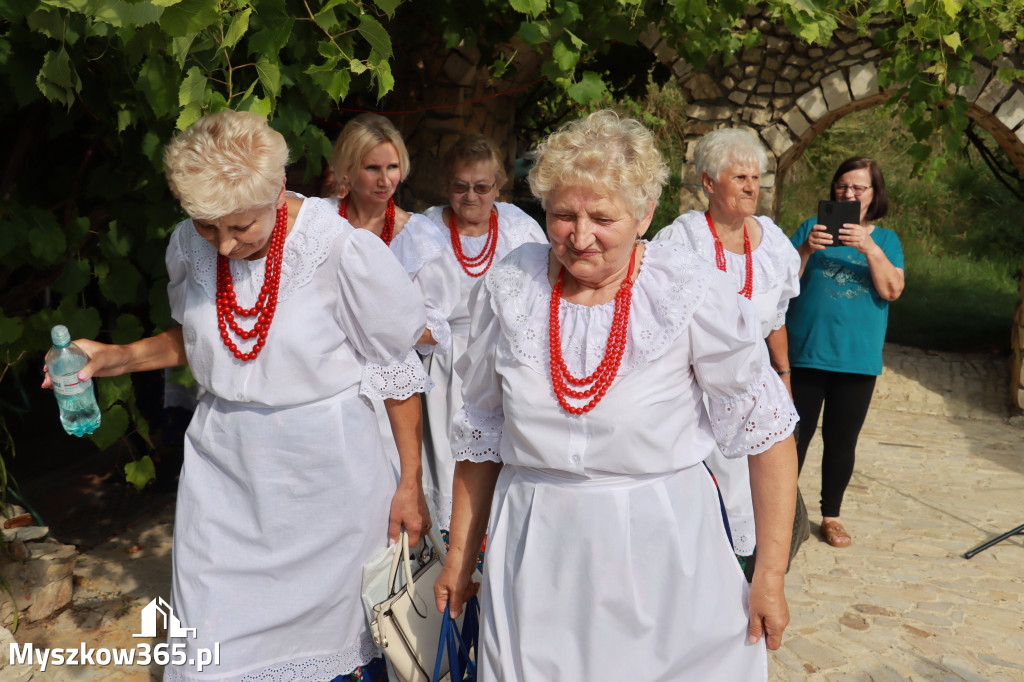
[645,8,1024,412]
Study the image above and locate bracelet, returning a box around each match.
[776,369,791,376]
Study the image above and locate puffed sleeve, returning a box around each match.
[335,228,427,364]
[449,278,504,463]
[165,221,189,324]
[691,277,798,458]
[770,220,802,331]
[390,215,460,355]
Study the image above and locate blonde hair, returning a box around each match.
[694,128,768,195]
[443,134,507,187]
[330,113,410,189]
[163,110,289,219]
[528,110,667,221]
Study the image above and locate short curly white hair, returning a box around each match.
[694,128,768,195]
[528,110,668,221]
[163,110,289,219]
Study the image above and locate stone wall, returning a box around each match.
[645,8,1024,413]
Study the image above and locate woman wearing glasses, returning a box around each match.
[413,134,545,533]
[787,157,905,548]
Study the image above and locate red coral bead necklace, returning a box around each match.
[548,243,637,415]
[339,195,395,245]
[705,211,753,299]
[215,202,287,362]
[448,206,499,277]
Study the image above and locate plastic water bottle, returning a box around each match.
[46,325,101,436]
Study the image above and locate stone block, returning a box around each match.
[975,76,1012,113]
[765,56,781,72]
[828,49,847,63]
[761,172,776,188]
[772,96,792,109]
[738,77,757,91]
[762,69,777,82]
[686,72,724,100]
[836,30,858,44]
[786,55,809,67]
[748,94,770,107]
[0,626,33,682]
[808,48,824,58]
[729,64,744,80]
[744,64,759,77]
[756,84,773,94]
[672,60,693,81]
[762,124,794,156]
[743,107,772,126]
[720,75,736,90]
[781,65,800,80]
[797,86,828,121]
[849,62,879,99]
[848,42,869,56]
[766,36,787,51]
[810,71,823,85]
[782,106,812,136]
[995,89,1024,130]
[728,90,749,105]
[0,539,76,627]
[441,50,478,86]
[742,48,763,64]
[822,70,853,110]
[685,104,732,121]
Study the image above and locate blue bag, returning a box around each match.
[431,598,479,682]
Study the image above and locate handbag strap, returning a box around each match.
[386,528,448,602]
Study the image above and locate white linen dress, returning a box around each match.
[403,202,545,529]
[451,240,798,681]
[162,196,427,681]
[655,210,800,556]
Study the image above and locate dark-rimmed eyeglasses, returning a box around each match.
[834,183,872,196]
[449,181,496,195]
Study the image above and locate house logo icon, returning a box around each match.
[133,597,197,638]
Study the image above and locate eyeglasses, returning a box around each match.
[834,183,872,196]
[449,181,496,195]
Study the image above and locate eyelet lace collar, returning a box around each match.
[484,240,714,376]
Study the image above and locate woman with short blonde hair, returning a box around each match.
[435,110,798,679]
[51,109,430,682]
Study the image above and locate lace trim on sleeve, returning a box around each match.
[360,351,435,401]
[707,364,798,458]
[415,308,451,356]
[450,403,503,463]
[179,196,340,304]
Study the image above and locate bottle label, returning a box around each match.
[52,374,92,396]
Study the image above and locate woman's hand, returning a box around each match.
[42,339,130,388]
[388,480,430,547]
[42,327,187,388]
[747,571,789,650]
[838,222,876,254]
[802,223,832,252]
[434,553,480,619]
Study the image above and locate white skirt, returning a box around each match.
[165,389,394,681]
[477,463,767,682]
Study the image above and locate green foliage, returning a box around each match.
[2,0,1021,494]
[780,107,1023,352]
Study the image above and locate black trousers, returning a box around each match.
[792,367,877,518]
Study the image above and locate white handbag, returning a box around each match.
[364,530,472,682]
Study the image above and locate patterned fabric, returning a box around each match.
[330,657,389,682]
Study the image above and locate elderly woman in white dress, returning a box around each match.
[655,128,800,572]
[396,133,545,532]
[47,110,430,682]
[434,110,798,680]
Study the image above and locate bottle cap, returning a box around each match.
[51,325,71,347]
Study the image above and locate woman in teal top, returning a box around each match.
[787,157,905,548]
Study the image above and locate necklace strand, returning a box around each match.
[215,202,287,361]
[448,206,499,277]
[340,195,395,245]
[548,244,637,415]
[705,211,753,299]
